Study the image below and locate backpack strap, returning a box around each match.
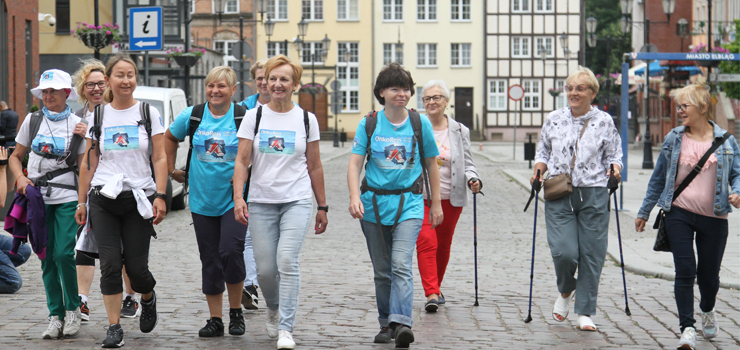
[254,106,263,136]
[364,110,377,164]
[27,111,44,147]
[86,104,105,170]
[408,109,431,212]
[185,103,207,180]
[233,102,247,130]
[304,109,310,137]
[138,102,153,157]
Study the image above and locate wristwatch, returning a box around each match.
[317,205,329,212]
[154,193,167,201]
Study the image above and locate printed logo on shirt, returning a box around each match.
[104,125,140,151]
[194,129,237,162]
[258,129,295,155]
[371,134,414,169]
[32,135,66,156]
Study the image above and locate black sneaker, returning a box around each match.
[102,323,124,348]
[374,326,392,343]
[229,308,245,336]
[241,285,259,310]
[394,325,414,348]
[139,290,158,333]
[198,317,224,337]
[120,296,140,318]
[425,298,439,313]
[80,296,90,322]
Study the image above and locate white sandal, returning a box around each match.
[552,293,572,322]
[576,315,597,331]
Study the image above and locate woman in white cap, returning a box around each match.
[8,68,89,339]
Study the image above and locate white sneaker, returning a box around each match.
[277,330,295,349]
[63,308,82,337]
[41,315,64,339]
[266,308,279,338]
[677,327,696,350]
[701,309,719,339]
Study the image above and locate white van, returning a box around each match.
[133,86,189,211]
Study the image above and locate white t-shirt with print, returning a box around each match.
[87,102,164,194]
[16,112,86,204]
[236,105,320,204]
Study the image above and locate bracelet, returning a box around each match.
[170,169,177,177]
[0,159,7,166]
[76,203,85,210]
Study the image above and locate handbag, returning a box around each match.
[544,122,589,201]
[652,131,731,252]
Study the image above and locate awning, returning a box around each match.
[634,61,703,76]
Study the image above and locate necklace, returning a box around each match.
[42,116,72,165]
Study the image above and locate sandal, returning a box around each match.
[552,293,572,322]
[576,315,597,331]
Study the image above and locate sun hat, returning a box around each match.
[30,69,79,101]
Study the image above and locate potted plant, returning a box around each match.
[548,88,562,97]
[72,22,122,50]
[691,43,728,68]
[168,48,205,67]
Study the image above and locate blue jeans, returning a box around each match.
[249,198,312,332]
[243,227,259,287]
[0,234,32,294]
[360,218,422,328]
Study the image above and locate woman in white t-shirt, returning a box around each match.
[232,54,327,350]
[9,69,87,339]
[74,54,167,348]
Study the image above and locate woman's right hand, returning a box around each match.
[349,195,364,219]
[75,205,87,225]
[234,198,249,225]
[16,176,33,195]
[635,218,647,232]
[171,169,186,183]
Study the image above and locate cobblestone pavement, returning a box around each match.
[1,143,738,349]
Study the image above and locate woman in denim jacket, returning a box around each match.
[636,82,740,350]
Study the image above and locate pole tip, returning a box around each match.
[524,315,533,323]
[474,301,479,307]
[625,306,631,316]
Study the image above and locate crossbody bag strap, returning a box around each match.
[570,121,589,170]
[672,132,732,201]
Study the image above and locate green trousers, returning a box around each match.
[42,201,80,319]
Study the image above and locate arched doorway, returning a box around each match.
[298,84,328,131]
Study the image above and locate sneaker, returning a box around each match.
[277,330,296,349]
[80,297,90,322]
[229,308,245,336]
[394,324,415,348]
[120,295,140,318]
[374,326,392,343]
[41,315,64,339]
[198,317,224,337]
[424,298,439,313]
[241,285,259,310]
[677,327,696,350]
[701,309,719,339]
[139,290,158,333]
[102,323,124,348]
[63,308,82,337]
[266,308,279,338]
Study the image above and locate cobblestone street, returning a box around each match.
[1,143,738,349]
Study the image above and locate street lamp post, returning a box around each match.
[333,49,352,147]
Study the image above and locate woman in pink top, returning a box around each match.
[636,82,740,350]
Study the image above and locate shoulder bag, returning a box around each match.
[543,122,588,201]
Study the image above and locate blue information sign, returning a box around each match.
[630,52,740,61]
[128,7,163,51]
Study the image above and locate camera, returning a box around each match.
[48,17,55,26]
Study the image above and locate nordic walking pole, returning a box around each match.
[473,191,479,307]
[609,165,631,316]
[523,169,541,323]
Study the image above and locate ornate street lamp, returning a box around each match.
[297,18,308,38]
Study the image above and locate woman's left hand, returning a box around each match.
[152,197,166,225]
[74,122,87,137]
[314,210,328,234]
[607,164,622,183]
[431,203,444,229]
[468,179,481,193]
[729,193,740,208]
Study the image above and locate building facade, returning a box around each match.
[1,0,40,118]
[485,0,580,142]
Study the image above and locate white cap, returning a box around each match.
[30,69,78,101]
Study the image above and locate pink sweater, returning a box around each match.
[673,134,728,219]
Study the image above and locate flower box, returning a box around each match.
[173,54,200,67]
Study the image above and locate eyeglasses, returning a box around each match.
[422,95,444,103]
[675,104,691,113]
[564,85,589,93]
[84,81,107,90]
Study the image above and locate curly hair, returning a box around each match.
[72,58,107,106]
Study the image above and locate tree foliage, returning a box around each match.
[719,20,740,100]
[585,0,632,98]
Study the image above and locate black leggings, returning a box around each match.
[89,190,157,295]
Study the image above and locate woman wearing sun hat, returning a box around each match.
[8,69,88,339]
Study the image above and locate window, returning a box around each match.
[191,0,196,13]
[213,0,239,14]
[488,80,507,110]
[55,0,70,34]
[301,42,325,65]
[337,0,359,20]
[302,0,323,20]
[214,40,239,58]
[535,0,553,12]
[383,43,404,65]
[337,42,360,112]
[512,0,530,12]
[555,79,566,109]
[267,0,289,20]
[523,80,540,110]
[512,37,531,58]
[267,41,289,57]
[383,0,404,21]
[535,37,554,57]
[417,43,437,67]
[450,43,471,67]
[417,0,437,21]
[416,87,426,111]
[451,0,471,21]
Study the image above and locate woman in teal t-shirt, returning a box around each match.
[165,66,247,338]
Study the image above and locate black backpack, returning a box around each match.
[26,110,88,195]
[87,102,153,174]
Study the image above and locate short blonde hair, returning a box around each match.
[565,66,600,95]
[670,80,714,121]
[264,55,303,85]
[72,58,107,105]
[250,59,267,80]
[205,66,237,87]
